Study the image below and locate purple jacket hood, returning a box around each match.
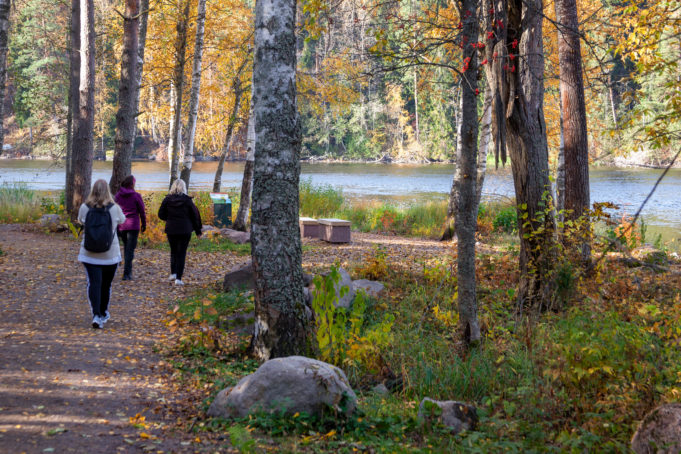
[114,187,147,231]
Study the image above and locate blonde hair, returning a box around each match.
[169,179,187,195]
[85,179,115,208]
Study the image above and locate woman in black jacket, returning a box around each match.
[158,179,202,285]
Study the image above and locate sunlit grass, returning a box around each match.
[0,183,44,223]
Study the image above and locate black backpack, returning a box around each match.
[83,203,115,253]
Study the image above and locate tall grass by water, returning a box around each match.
[0,183,46,223]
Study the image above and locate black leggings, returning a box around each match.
[83,262,118,317]
[120,230,139,278]
[167,233,191,279]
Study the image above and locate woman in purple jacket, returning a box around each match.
[114,175,147,280]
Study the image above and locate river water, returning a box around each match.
[1,159,680,245]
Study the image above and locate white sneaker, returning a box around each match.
[168,274,177,281]
[101,311,110,324]
[174,279,184,286]
[92,316,103,329]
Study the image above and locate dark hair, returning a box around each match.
[121,175,135,189]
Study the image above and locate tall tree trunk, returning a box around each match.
[232,106,255,231]
[556,99,566,224]
[71,0,95,220]
[212,60,247,192]
[0,0,10,157]
[456,0,481,346]
[250,0,309,360]
[167,83,177,165]
[110,0,140,195]
[441,85,464,241]
[169,0,190,188]
[131,0,150,144]
[65,0,80,217]
[179,0,208,187]
[555,0,591,263]
[484,0,557,312]
[475,84,493,210]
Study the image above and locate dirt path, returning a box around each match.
[0,225,450,453]
[0,225,246,453]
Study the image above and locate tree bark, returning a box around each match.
[232,106,255,231]
[484,0,557,312]
[555,0,591,263]
[0,0,10,157]
[179,0,208,187]
[168,0,190,188]
[110,0,140,195]
[556,98,566,224]
[250,0,309,360]
[65,0,80,217]
[440,86,464,241]
[456,0,481,346]
[70,0,95,220]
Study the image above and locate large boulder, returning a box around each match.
[223,262,254,292]
[631,403,681,454]
[352,279,385,297]
[417,398,477,434]
[317,268,354,309]
[220,228,250,244]
[207,356,357,419]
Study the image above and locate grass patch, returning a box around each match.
[145,235,250,255]
[0,183,44,223]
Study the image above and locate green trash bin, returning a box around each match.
[210,192,232,228]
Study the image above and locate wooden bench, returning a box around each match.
[318,218,351,243]
[299,217,320,238]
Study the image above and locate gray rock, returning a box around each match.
[220,228,250,244]
[352,279,385,297]
[202,224,219,233]
[417,398,477,434]
[632,403,681,454]
[39,214,64,232]
[302,272,314,287]
[372,383,390,396]
[319,268,354,309]
[207,356,357,419]
[223,262,254,292]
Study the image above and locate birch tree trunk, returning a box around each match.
[71,0,96,220]
[110,0,140,195]
[555,0,591,263]
[232,107,255,231]
[179,0,208,187]
[167,83,177,166]
[250,0,309,360]
[65,0,80,217]
[456,0,481,345]
[0,0,10,157]
[441,85,464,241]
[556,100,566,224]
[484,0,557,312]
[169,0,190,187]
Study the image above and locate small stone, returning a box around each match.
[223,262,254,292]
[352,279,385,297]
[371,383,390,396]
[417,398,477,434]
[220,228,250,244]
[631,403,681,454]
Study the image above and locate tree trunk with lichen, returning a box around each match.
[483,0,557,312]
[232,107,255,231]
[249,0,310,360]
[168,0,190,188]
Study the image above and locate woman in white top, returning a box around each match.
[78,179,126,329]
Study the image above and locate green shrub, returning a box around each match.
[492,205,518,233]
[299,179,344,218]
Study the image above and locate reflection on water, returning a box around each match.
[1,159,680,245]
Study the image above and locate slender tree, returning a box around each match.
[232,106,254,231]
[212,58,248,192]
[483,0,557,311]
[65,0,80,216]
[250,0,309,360]
[0,0,10,156]
[475,84,493,212]
[168,0,190,187]
[110,0,140,195]
[70,0,96,220]
[132,0,150,144]
[455,0,481,345]
[441,86,464,241]
[179,0,208,187]
[555,0,591,263]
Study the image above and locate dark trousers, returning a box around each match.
[119,230,139,278]
[83,263,118,317]
[167,233,191,279]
